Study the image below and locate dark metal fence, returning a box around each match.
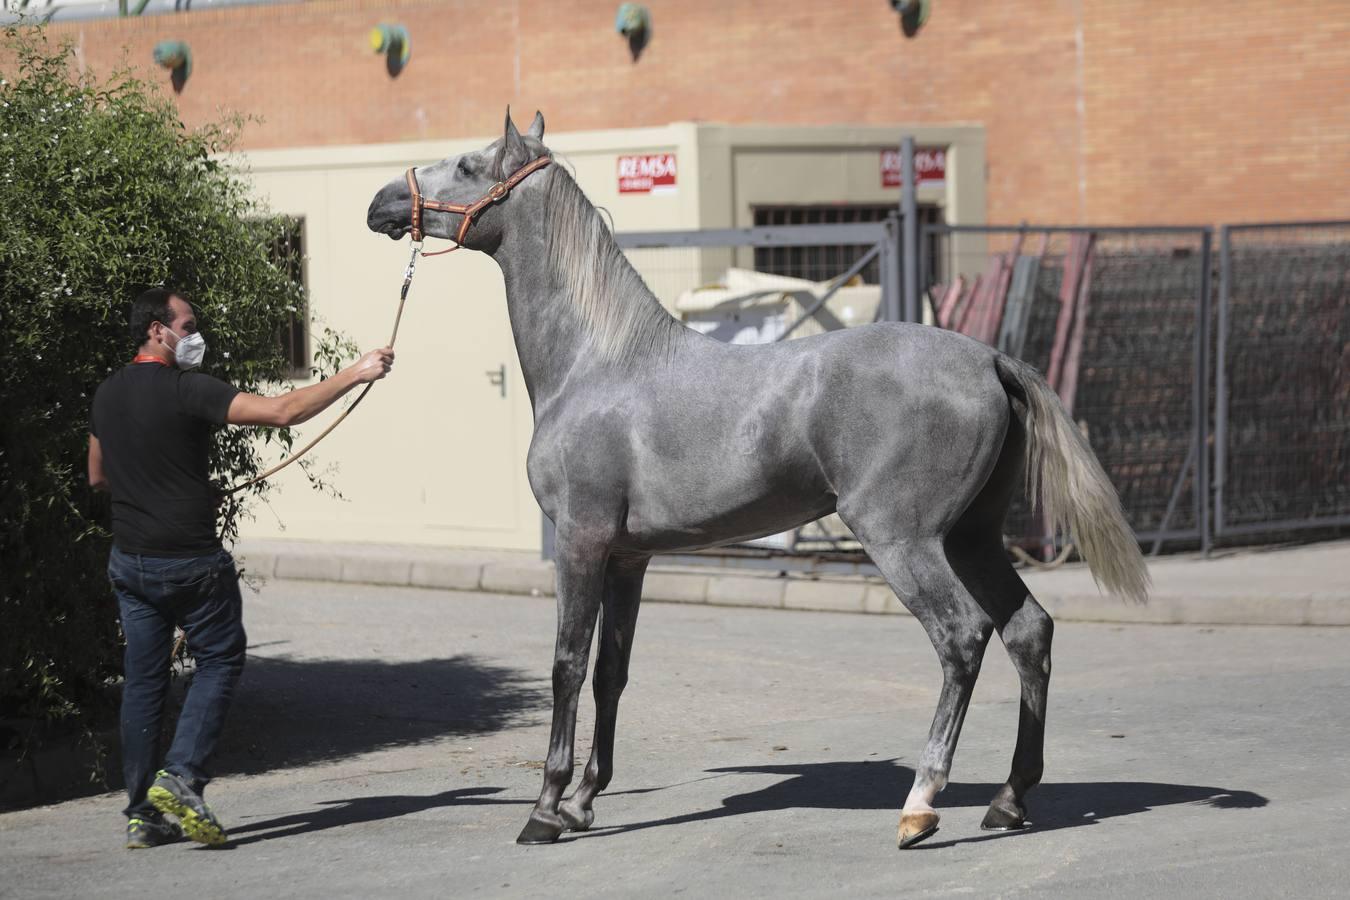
[928,219,1350,555]
[923,225,1213,553]
[1216,222,1350,539]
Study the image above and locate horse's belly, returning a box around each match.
[623,474,835,553]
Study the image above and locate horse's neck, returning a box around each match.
[495,231,582,408]
[493,210,691,410]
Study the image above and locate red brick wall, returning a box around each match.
[1080,1,1350,224]
[32,0,1350,225]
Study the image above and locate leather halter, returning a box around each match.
[405,155,552,255]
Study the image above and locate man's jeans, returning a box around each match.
[108,547,246,820]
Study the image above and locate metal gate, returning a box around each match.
[615,220,902,328]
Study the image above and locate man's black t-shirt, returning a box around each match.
[91,362,240,556]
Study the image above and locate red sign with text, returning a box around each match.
[880,147,946,188]
[618,153,678,194]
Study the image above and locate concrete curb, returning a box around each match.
[233,539,1350,627]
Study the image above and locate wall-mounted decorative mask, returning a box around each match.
[152,40,192,93]
[888,0,932,38]
[615,4,652,62]
[369,23,411,77]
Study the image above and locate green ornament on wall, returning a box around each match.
[369,23,411,77]
[889,0,932,38]
[152,40,191,93]
[614,4,652,61]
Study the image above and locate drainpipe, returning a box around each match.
[900,135,920,323]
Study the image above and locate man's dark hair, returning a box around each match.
[129,288,184,346]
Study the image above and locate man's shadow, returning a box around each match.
[1,652,549,811]
[209,652,548,776]
[226,786,524,846]
[579,759,1267,846]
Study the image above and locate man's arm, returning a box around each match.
[226,347,394,428]
[88,435,108,491]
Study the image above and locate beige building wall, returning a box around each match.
[236,122,983,552]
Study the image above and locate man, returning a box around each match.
[89,288,394,849]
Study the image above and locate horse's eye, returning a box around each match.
[457,158,472,176]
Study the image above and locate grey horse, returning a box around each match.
[367,111,1149,849]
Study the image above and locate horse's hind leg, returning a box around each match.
[947,529,1053,831]
[516,531,609,845]
[945,415,1054,831]
[558,555,648,832]
[846,526,995,849]
[983,587,1052,831]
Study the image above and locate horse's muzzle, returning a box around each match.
[367,183,412,238]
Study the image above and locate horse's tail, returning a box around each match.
[994,354,1150,604]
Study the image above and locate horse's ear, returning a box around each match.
[498,106,528,174]
[528,111,545,141]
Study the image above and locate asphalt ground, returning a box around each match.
[2,580,1348,898]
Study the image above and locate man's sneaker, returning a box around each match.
[125,816,183,849]
[146,770,228,846]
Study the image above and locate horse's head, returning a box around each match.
[366,108,549,252]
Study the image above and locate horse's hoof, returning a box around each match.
[897,810,940,849]
[980,801,1026,831]
[516,811,565,845]
[558,800,594,832]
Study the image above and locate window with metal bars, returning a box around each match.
[751,204,942,285]
[267,217,308,377]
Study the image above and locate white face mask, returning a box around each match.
[166,326,207,370]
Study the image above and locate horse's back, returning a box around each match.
[763,322,1011,436]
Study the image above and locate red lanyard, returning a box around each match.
[132,354,169,366]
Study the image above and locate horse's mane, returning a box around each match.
[542,163,685,365]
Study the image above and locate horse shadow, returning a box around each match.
[584,759,1267,846]
[223,786,521,847]
[213,757,1266,848]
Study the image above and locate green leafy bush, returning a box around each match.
[0,27,353,738]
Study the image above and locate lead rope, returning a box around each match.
[221,241,423,497]
[179,157,550,663]
[220,156,548,501]
[171,243,424,666]
[168,242,421,666]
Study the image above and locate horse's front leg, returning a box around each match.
[558,554,649,832]
[516,531,610,845]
